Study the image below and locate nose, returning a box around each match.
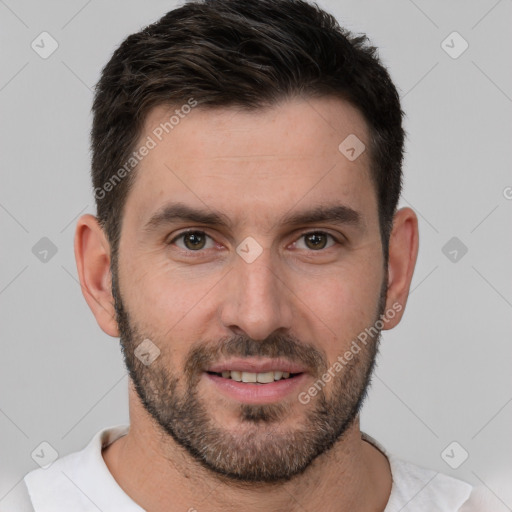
[219,248,294,341]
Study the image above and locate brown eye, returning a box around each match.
[304,232,328,250]
[171,231,213,251]
[296,231,337,251]
[183,232,206,250]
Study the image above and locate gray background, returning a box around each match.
[1,0,511,508]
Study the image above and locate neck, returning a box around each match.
[102,384,392,512]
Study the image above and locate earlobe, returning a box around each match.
[74,214,119,337]
[382,207,419,330]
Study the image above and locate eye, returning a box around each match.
[170,230,215,251]
[293,231,338,251]
[168,229,340,255]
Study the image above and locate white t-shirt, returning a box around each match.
[8,424,487,511]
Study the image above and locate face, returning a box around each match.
[112,97,387,482]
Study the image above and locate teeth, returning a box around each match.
[256,371,274,383]
[217,370,295,383]
[231,370,242,382]
[241,371,257,383]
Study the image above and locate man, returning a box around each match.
[16,0,487,510]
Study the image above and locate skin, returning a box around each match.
[75,96,419,512]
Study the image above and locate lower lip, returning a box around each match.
[204,372,308,404]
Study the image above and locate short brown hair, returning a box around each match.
[91,0,404,265]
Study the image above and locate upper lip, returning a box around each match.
[205,358,308,374]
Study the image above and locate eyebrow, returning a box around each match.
[143,201,363,233]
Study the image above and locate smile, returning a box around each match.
[208,370,298,383]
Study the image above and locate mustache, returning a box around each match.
[184,333,328,379]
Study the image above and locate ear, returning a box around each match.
[382,207,419,329]
[74,214,119,337]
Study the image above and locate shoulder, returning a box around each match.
[458,485,511,512]
[1,479,35,512]
[22,424,131,511]
[385,454,473,511]
[361,432,473,512]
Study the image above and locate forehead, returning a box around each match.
[124,96,376,231]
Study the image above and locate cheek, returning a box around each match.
[299,264,383,358]
[120,256,218,346]
[123,254,200,311]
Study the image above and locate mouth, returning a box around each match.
[203,359,309,404]
[206,370,301,383]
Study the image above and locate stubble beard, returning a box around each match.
[112,266,387,483]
